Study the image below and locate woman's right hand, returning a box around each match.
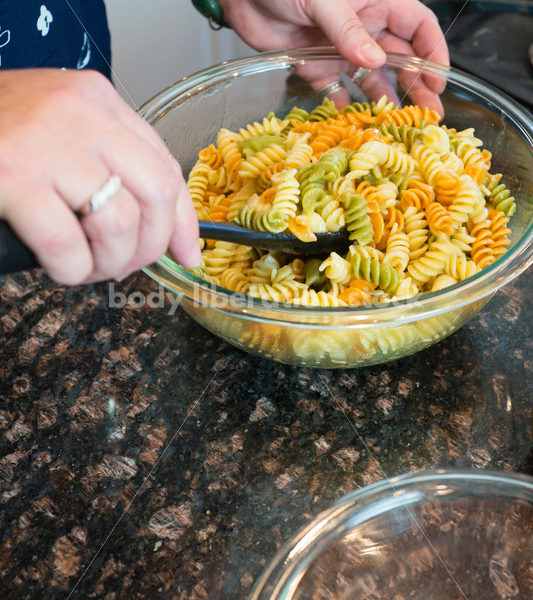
[0,68,201,285]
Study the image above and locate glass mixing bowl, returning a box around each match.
[249,469,533,600]
[138,50,533,368]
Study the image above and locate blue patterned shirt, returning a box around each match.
[0,1,111,77]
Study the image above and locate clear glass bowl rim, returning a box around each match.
[248,467,533,600]
[139,49,533,327]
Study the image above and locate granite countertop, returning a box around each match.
[0,268,531,599]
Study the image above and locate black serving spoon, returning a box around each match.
[0,219,350,275]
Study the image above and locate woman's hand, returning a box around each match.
[0,69,200,285]
[219,0,449,111]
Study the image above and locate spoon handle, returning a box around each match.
[198,220,283,246]
[0,218,267,276]
[0,217,339,276]
[0,219,38,275]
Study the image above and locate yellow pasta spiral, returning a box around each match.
[403,207,430,261]
[203,242,251,277]
[219,267,250,294]
[431,274,458,291]
[187,161,212,205]
[455,139,487,170]
[449,175,485,227]
[348,140,388,178]
[285,140,314,170]
[450,227,476,254]
[317,197,345,232]
[383,224,410,272]
[319,252,352,285]
[239,144,287,179]
[410,142,447,186]
[207,166,233,193]
[445,255,479,281]
[249,280,307,302]
[217,128,243,182]
[238,116,288,139]
[290,290,348,307]
[422,125,450,156]
[407,236,457,284]
[270,168,300,222]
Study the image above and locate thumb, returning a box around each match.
[307,0,386,68]
[168,173,202,269]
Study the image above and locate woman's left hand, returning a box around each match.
[219,0,449,112]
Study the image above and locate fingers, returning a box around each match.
[52,154,111,213]
[112,98,202,269]
[82,188,141,283]
[377,33,445,116]
[0,68,201,287]
[97,124,198,276]
[1,179,93,285]
[306,0,386,69]
[115,103,178,170]
[63,70,201,273]
[321,83,352,111]
[289,57,358,108]
[385,0,449,67]
[359,69,401,107]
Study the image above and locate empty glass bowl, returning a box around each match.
[139,50,533,368]
[249,469,533,600]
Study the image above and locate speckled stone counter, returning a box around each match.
[0,268,531,599]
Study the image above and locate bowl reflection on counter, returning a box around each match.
[139,50,533,368]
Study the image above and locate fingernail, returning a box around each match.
[188,244,203,268]
[430,104,444,119]
[116,269,134,283]
[360,41,385,66]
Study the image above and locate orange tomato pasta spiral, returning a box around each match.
[198,144,223,169]
[400,180,434,211]
[256,161,286,192]
[469,220,494,269]
[208,194,232,222]
[488,209,511,258]
[425,201,453,237]
[310,121,350,156]
[434,172,461,206]
[377,105,441,128]
[217,128,243,182]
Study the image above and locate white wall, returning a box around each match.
[104,0,254,108]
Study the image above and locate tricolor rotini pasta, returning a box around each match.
[185,96,515,307]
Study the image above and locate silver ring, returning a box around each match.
[208,17,222,30]
[318,80,345,97]
[79,175,122,217]
[352,67,371,84]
